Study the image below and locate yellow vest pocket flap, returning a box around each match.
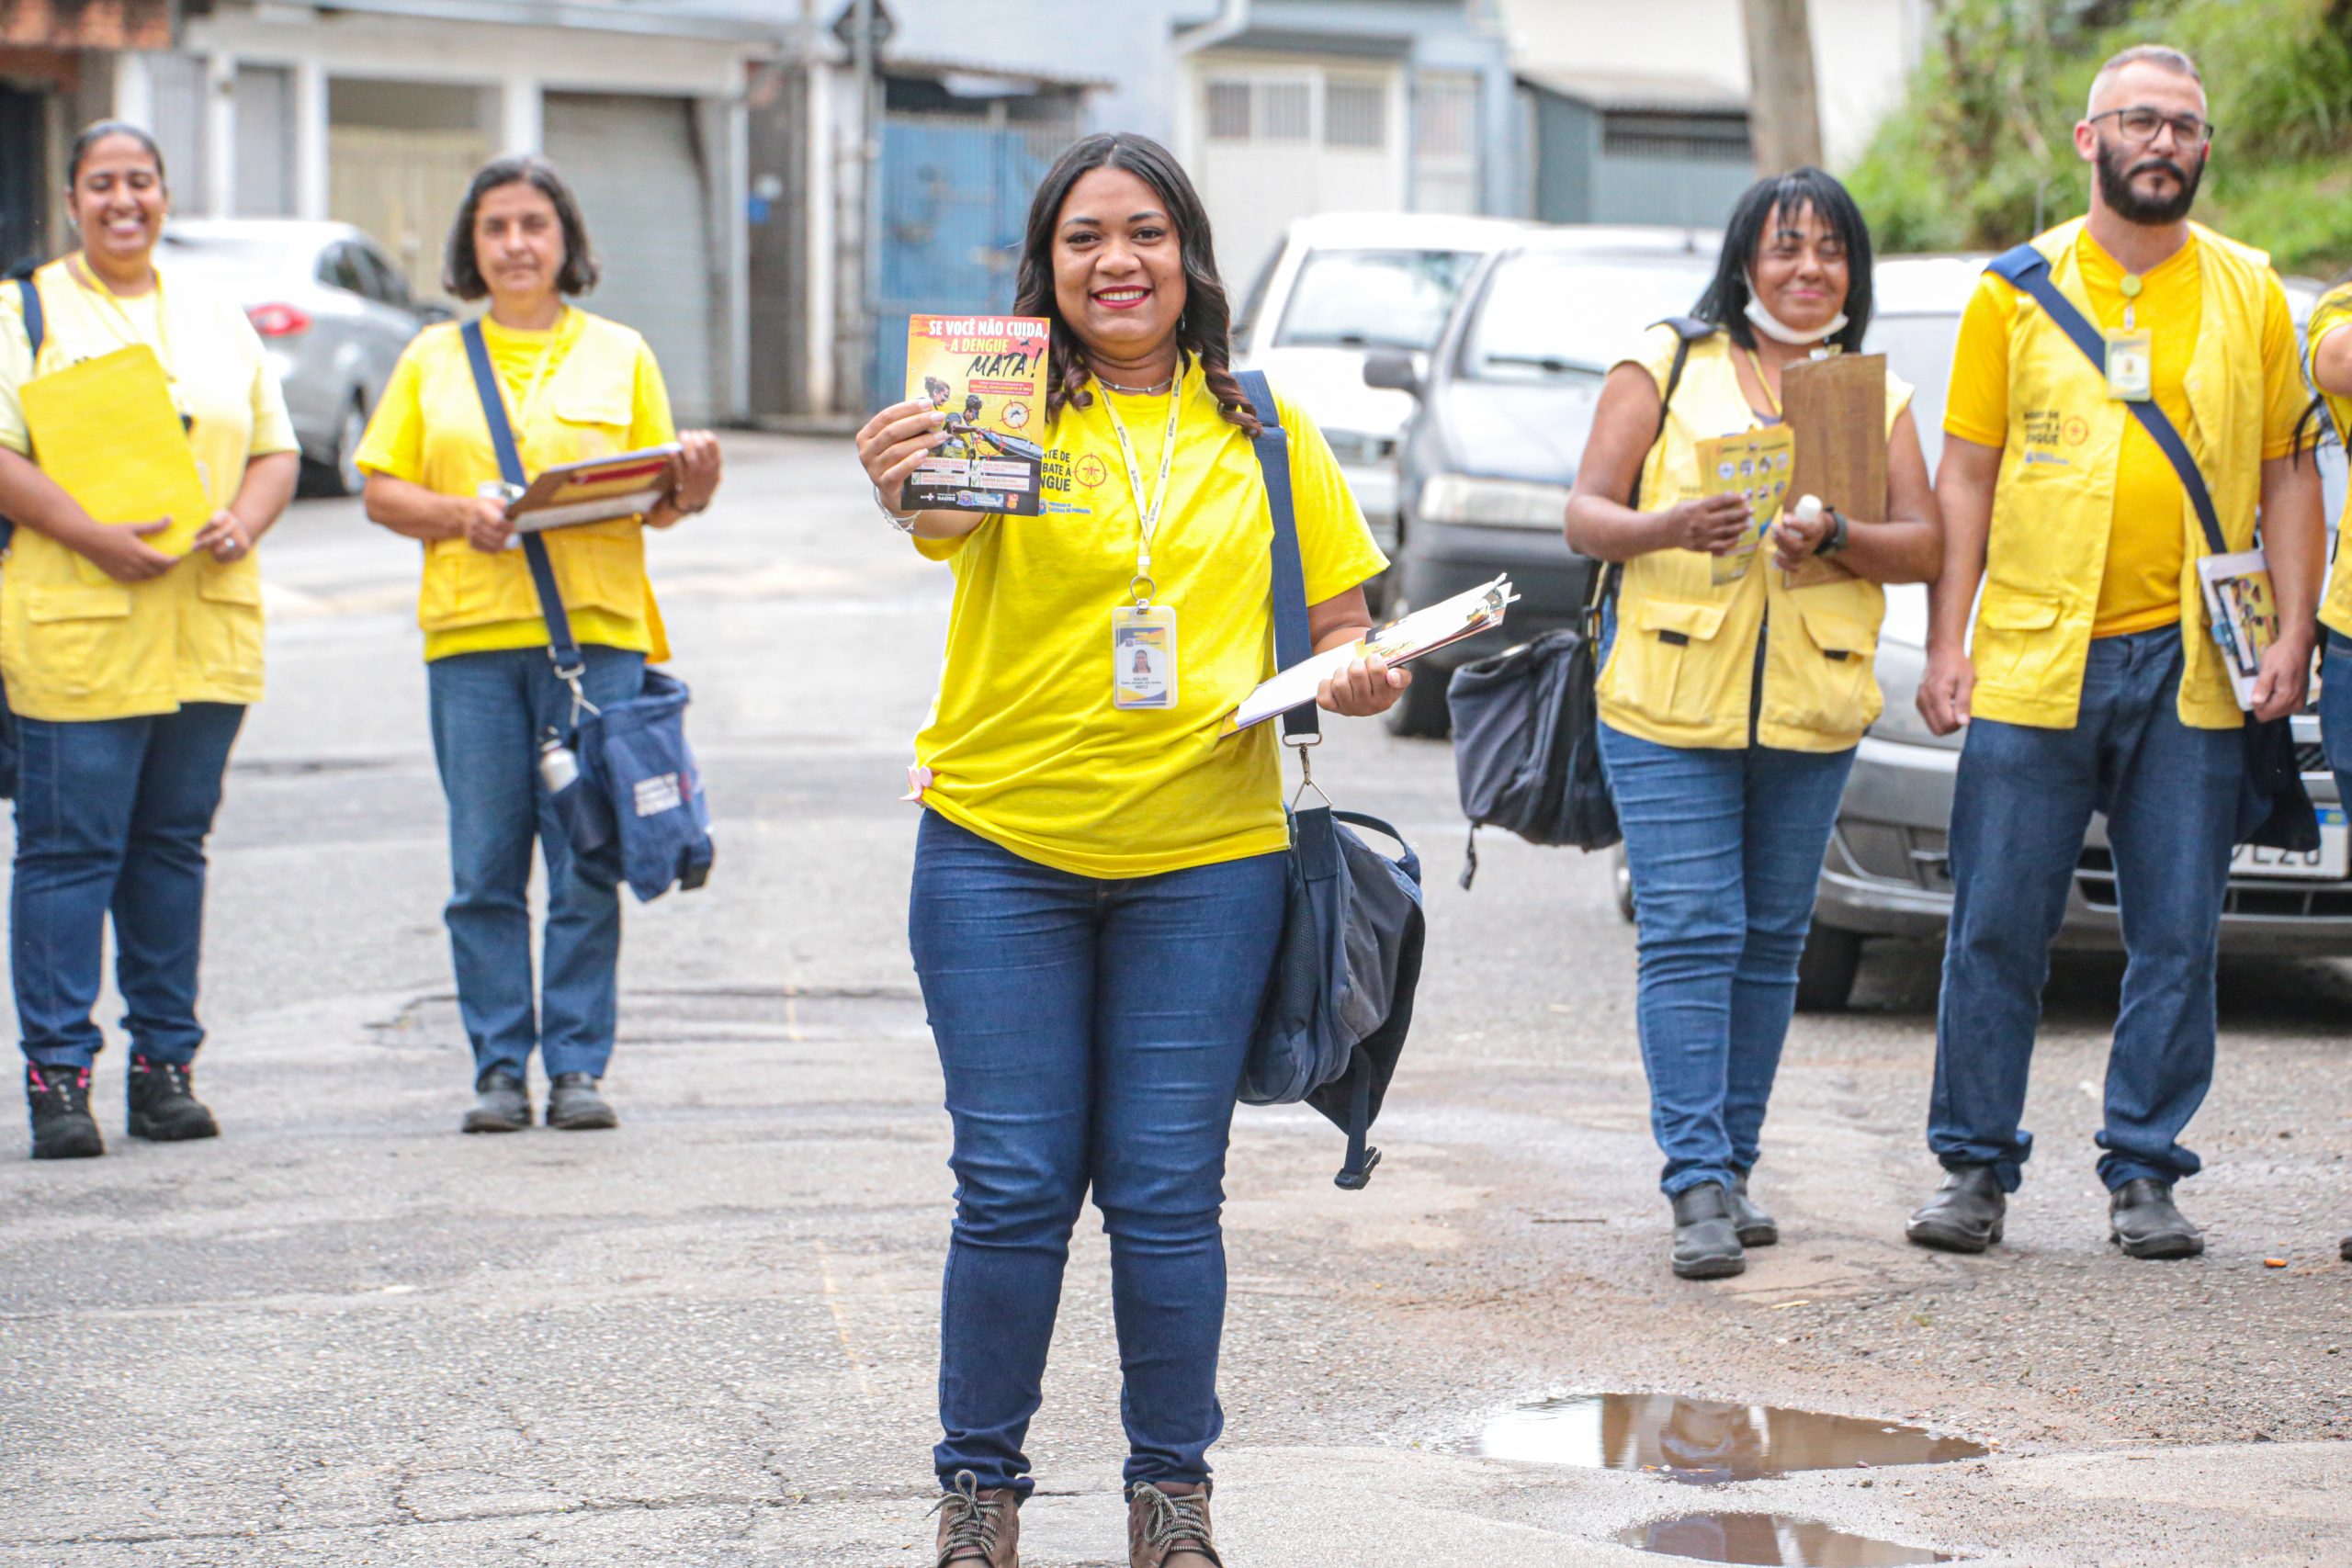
[1793,603,1877,659]
[25,583,134,623]
[555,389,635,428]
[194,566,265,606]
[1633,598,1729,645]
[1978,593,2063,632]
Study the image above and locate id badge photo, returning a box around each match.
[2105,329,2154,402]
[1113,604,1178,709]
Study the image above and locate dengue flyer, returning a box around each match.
[900,314,1051,514]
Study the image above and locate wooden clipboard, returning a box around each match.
[507,444,682,533]
[1779,353,1886,589]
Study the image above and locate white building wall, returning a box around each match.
[1497,0,1926,167]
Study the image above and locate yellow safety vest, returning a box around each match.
[2305,283,2352,639]
[400,315,662,648]
[1970,219,2273,731]
[1597,328,1907,753]
[0,259,294,722]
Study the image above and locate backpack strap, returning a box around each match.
[459,319,584,679]
[1235,368,1318,743]
[1986,243,2226,557]
[1589,315,1710,616]
[0,274,40,554]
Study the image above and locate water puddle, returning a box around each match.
[1620,1512,1954,1565]
[1480,1393,1985,1483]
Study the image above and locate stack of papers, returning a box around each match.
[1221,574,1516,736]
[2196,549,2278,711]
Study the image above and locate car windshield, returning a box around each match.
[1862,310,1966,474]
[1273,248,1484,352]
[1463,254,1713,383]
[162,234,291,281]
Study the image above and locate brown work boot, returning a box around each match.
[932,1470,1019,1567]
[1128,1480,1224,1567]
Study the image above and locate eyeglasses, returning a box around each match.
[2088,107,2214,148]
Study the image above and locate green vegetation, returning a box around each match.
[1847,0,2352,278]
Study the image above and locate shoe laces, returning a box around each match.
[26,1065,91,1108]
[930,1472,1001,1563]
[132,1057,196,1100]
[1132,1483,1217,1557]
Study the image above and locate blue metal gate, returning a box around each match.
[870,115,1064,410]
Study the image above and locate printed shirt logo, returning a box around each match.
[1075,453,1108,488]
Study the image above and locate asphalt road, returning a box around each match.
[3,434,2347,1566]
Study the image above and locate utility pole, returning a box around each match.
[1741,0,1825,175]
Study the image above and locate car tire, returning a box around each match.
[1793,921,1863,1012]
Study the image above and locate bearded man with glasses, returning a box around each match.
[1908,44,2325,1259]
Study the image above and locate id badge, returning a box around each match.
[2105,329,2154,402]
[1113,604,1178,709]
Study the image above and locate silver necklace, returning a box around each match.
[1096,371,1174,396]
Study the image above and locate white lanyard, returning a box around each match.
[1101,384,1181,606]
[507,308,570,431]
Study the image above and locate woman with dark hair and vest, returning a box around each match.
[0,121,300,1159]
[356,155,721,1136]
[1564,167,1942,1280]
[854,131,1400,1568]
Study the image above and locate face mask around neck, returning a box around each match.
[1743,271,1848,345]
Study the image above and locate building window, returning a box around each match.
[1205,77,1317,144]
[1206,80,1251,141]
[1323,80,1386,150]
[1259,81,1310,141]
[1413,73,1479,215]
[1601,111,1752,162]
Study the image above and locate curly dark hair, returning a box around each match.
[1012,132,1258,435]
[442,155,599,302]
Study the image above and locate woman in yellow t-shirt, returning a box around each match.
[356,156,720,1137]
[0,121,300,1160]
[854,133,1396,1563]
[1564,169,1940,1282]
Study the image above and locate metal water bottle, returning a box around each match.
[537,736,580,795]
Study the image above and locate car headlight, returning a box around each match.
[1418,473,1573,531]
[1866,637,1962,750]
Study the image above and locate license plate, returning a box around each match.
[2231,807,2349,881]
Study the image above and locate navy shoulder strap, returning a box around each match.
[459,320,582,674]
[1987,243,2226,557]
[17,275,42,362]
[1237,367,1318,742]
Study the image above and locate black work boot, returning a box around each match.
[126,1055,220,1142]
[1906,1164,2007,1253]
[2109,1178,2204,1259]
[545,1072,617,1131]
[26,1063,104,1160]
[1728,1168,1778,1247]
[1669,1182,1746,1279]
[462,1069,531,1134]
[2341,1232,2350,1264]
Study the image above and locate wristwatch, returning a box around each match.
[1817,505,1850,557]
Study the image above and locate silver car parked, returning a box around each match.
[163,220,438,495]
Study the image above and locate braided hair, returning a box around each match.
[1012,132,1259,436]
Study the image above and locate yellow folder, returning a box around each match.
[19,344,211,558]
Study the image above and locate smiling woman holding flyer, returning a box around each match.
[357,155,721,1136]
[853,132,1396,1568]
[1563,168,1941,1281]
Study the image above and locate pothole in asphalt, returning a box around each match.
[1480,1393,1986,1483]
[1619,1512,1953,1565]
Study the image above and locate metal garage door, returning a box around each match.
[543,93,718,423]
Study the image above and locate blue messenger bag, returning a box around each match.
[1233,368,1427,1190]
[459,320,714,901]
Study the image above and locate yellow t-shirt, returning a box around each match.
[356,309,675,660]
[1945,231,2307,638]
[2309,285,2352,633]
[913,362,1387,879]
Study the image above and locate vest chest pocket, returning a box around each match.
[20,582,137,699]
[552,388,634,462]
[1611,596,1732,726]
[1973,590,2063,691]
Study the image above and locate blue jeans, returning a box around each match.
[2323,630,2352,832]
[426,646,644,1083]
[11,704,245,1070]
[1596,721,1857,1196]
[1932,628,2238,1192]
[907,811,1287,1497]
